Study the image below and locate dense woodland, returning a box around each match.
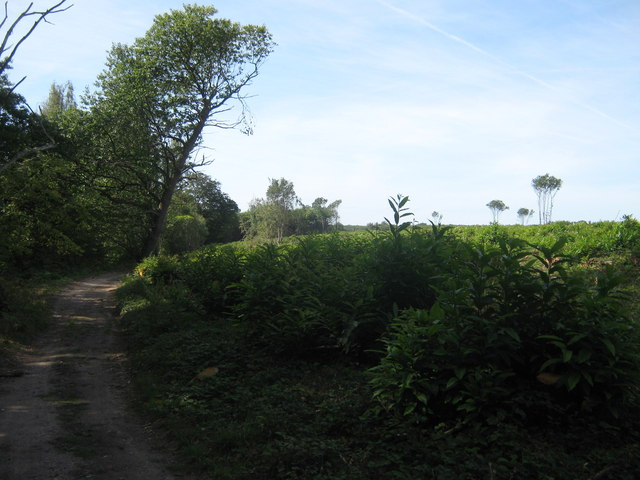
[2,3,640,479]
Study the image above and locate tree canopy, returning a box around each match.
[1,4,273,273]
[486,199,509,223]
[516,207,534,225]
[241,178,342,241]
[86,4,274,257]
[173,172,241,245]
[40,81,76,118]
[532,174,562,224]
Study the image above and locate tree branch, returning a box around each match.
[0,142,55,174]
[0,0,72,75]
[0,101,59,174]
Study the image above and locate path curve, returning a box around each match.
[0,272,191,480]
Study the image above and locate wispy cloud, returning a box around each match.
[376,0,638,132]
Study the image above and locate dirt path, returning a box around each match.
[0,272,194,480]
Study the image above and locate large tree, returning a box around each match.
[0,75,33,173]
[532,174,562,224]
[0,83,119,269]
[87,4,273,257]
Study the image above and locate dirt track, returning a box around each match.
[0,272,192,480]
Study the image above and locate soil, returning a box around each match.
[0,272,198,480]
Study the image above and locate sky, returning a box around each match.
[5,0,640,225]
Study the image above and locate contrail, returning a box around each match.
[377,0,637,132]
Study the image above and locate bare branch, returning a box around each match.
[0,142,56,174]
[7,73,24,92]
[0,0,72,75]
[1,3,9,32]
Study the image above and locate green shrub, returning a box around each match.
[229,236,377,355]
[162,214,208,255]
[369,238,640,423]
[134,254,182,285]
[118,274,205,349]
[179,244,245,315]
[450,218,640,259]
[229,243,290,335]
[116,205,640,479]
[611,215,640,251]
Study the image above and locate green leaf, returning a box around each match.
[567,332,588,346]
[575,348,592,364]
[372,389,385,399]
[562,349,573,363]
[539,357,562,371]
[404,403,416,415]
[502,327,521,342]
[538,334,563,341]
[602,338,616,356]
[552,237,567,252]
[566,373,580,391]
[445,377,458,390]
[402,373,414,388]
[454,367,466,380]
[458,402,477,413]
[415,392,428,405]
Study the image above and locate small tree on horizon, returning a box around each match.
[266,177,298,242]
[532,174,562,224]
[517,207,535,225]
[487,199,509,223]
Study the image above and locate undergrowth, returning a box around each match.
[117,202,640,479]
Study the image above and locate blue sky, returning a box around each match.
[6,0,640,225]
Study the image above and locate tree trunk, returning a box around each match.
[140,115,209,258]
[141,172,181,258]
